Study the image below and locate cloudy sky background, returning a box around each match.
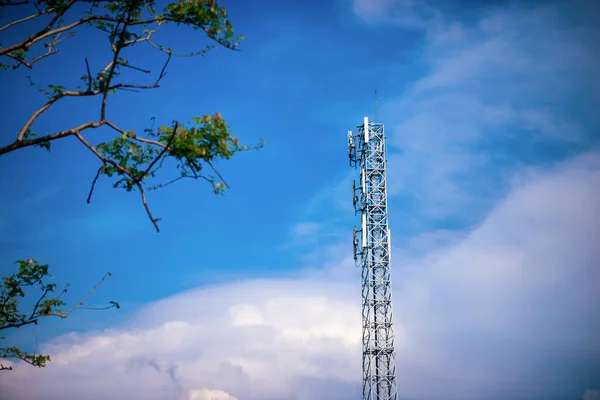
[0,0,599,399]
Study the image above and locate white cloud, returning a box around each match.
[352,0,395,20]
[352,0,442,27]
[1,150,598,400]
[188,389,238,400]
[290,221,320,238]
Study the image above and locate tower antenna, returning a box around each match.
[348,116,398,400]
[375,90,378,123]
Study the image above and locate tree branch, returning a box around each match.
[16,88,106,142]
[100,15,129,120]
[0,0,76,56]
[0,319,39,331]
[6,46,58,69]
[133,122,178,185]
[136,181,160,232]
[85,57,92,92]
[0,1,256,234]
[0,1,29,6]
[61,272,113,318]
[0,3,56,33]
[1,13,240,59]
[28,286,52,320]
[73,130,128,176]
[87,163,105,204]
[206,160,229,189]
[73,131,161,231]
[0,121,105,156]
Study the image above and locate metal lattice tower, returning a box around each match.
[348,117,398,400]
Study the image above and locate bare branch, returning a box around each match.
[121,21,162,48]
[0,3,56,33]
[156,50,171,83]
[85,57,92,92]
[136,181,160,232]
[148,175,187,190]
[0,1,28,6]
[104,120,129,136]
[118,62,150,74]
[5,46,58,69]
[0,319,39,331]
[0,0,76,56]
[16,88,105,142]
[87,164,105,204]
[24,47,58,67]
[11,53,168,147]
[114,86,139,93]
[132,135,168,149]
[206,160,230,189]
[0,120,105,155]
[28,286,52,320]
[101,16,130,120]
[0,1,80,57]
[61,272,113,318]
[114,82,161,91]
[73,130,127,176]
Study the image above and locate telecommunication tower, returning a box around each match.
[348,117,398,400]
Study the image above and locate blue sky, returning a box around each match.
[0,0,599,399]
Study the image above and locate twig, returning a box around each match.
[156,51,171,83]
[28,286,51,320]
[118,62,150,73]
[206,160,229,189]
[0,4,57,33]
[0,1,28,6]
[87,163,105,203]
[136,183,160,232]
[115,87,140,93]
[132,136,167,149]
[0,0,76,56]
[5,46,58,69]
[73,130,128,176]
[148,175,186,190]
[121,21,162,48]
[133,122,178,185]
[100,16,128,120]
[85,57,92,92]
[63,272,113,318]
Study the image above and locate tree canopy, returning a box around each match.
[0,0,261,372]
[0,0,263,231]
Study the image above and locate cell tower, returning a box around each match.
[348,117,398,400]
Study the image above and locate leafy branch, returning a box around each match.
[0,259,118,371]
[0,0,264,232]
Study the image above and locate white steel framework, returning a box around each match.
[349,117,397,400]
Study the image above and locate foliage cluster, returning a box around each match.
[0,259,118,371]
